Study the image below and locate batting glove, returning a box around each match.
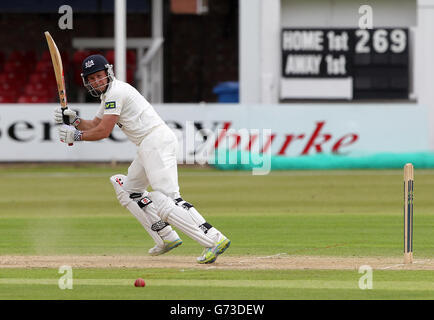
[54,107,81,127]
[58,124,83,144]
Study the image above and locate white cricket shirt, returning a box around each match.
[96,78,165,146]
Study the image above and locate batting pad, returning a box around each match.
[149,191,216,248]
[174,198,224,243]
[110,174,172,247]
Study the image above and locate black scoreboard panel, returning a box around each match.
[281,28,409,100]
[352,29,409,99]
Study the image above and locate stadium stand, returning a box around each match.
[0,48,136,103]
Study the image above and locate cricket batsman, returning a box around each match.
[54,54,230,264]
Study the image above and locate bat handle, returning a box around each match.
[61,107,74,147]
[61,107,70,124]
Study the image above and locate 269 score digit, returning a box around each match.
[355,28,407,54]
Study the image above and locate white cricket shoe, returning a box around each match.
[148,238,183,256]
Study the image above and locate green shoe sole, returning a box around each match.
[166,239,183,251]
[216,239,231,255]
[197,238,231,264]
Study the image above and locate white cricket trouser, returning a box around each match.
[123,124,181,199]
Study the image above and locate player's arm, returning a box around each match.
[76,117,101,131]
[81,114,119,141]
[58,114,118,144]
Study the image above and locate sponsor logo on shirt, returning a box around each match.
[105,101,116,110]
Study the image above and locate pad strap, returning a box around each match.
[199,222,213,234]
[151,221,170,232]
[129,193,143,199]
[174,198,194,210]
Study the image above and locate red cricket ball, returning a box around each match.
[134,278,146,287]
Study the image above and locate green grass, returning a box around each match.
[1,164,434,299]
[2,214,432,257]
[2,268,434,300]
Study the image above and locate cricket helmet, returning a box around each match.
[81,54,114,97]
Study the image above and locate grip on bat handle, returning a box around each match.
[61,108,74,146]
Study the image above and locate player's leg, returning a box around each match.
[139,126,230,263]
[137,125,181,198]
[138,129,181,199]
[149,191,230,264]
[110,174,182,255]
[123,158,182,255]
[130,191,183,256]
[124,157,182,256]
[174,197,231,263]
[122,157,150,194]
[148,191,216,247]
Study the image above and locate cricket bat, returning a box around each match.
[44,31,73,146]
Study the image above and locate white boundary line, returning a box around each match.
[1,278,434,290]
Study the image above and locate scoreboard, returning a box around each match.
[280,28,409,100]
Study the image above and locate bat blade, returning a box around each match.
[45,31,73,146]
[44,31,67,109]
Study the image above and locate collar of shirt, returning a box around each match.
[100,77,117,101]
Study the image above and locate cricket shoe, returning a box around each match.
[148,238,183,256]
[197,236,231,264]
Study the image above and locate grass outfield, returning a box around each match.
[1,164,434,300]
[2,268,434,300]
